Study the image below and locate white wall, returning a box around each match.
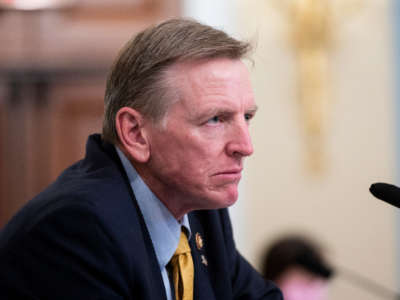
[238,0,397,299]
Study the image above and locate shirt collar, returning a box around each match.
[115,146,191,269]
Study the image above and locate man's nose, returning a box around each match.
[226,121,254,158]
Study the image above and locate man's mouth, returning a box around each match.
[213,168,243,181]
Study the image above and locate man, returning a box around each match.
[0,19,282,299]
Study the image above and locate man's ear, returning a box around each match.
[115,107,150,163]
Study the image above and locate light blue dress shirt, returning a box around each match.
[116,147,191,300]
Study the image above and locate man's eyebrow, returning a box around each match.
[194,106,234,119]
[192,104,258,121]
[247,105,258,114]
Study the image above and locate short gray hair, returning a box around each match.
[102,18,252,144]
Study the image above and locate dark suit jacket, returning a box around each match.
[0,134,282,300]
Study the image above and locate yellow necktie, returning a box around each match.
[170,230,194,300]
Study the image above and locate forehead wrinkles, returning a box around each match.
[161,59,254,124]
[177,60,249,97]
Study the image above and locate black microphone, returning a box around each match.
[369,182,400,209]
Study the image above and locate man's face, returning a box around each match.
[143,58,256,217]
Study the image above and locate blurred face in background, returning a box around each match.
[277,268,329,300]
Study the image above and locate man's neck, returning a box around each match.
[118,145,188,220]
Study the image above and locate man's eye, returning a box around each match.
[207,116,221,124]
[244,113,253,122]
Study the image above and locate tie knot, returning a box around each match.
[174,230,191,256]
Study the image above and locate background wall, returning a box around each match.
[0,0,180,225]
[237,0,397,299]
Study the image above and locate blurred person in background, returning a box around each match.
[262,235,334,300]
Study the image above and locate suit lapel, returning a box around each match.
[117,162,168,300]
[92,137,168,300]
[188,213,217,300]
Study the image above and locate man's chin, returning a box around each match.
[210,189,238,209]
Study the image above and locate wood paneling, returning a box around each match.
[0,0,181,227]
